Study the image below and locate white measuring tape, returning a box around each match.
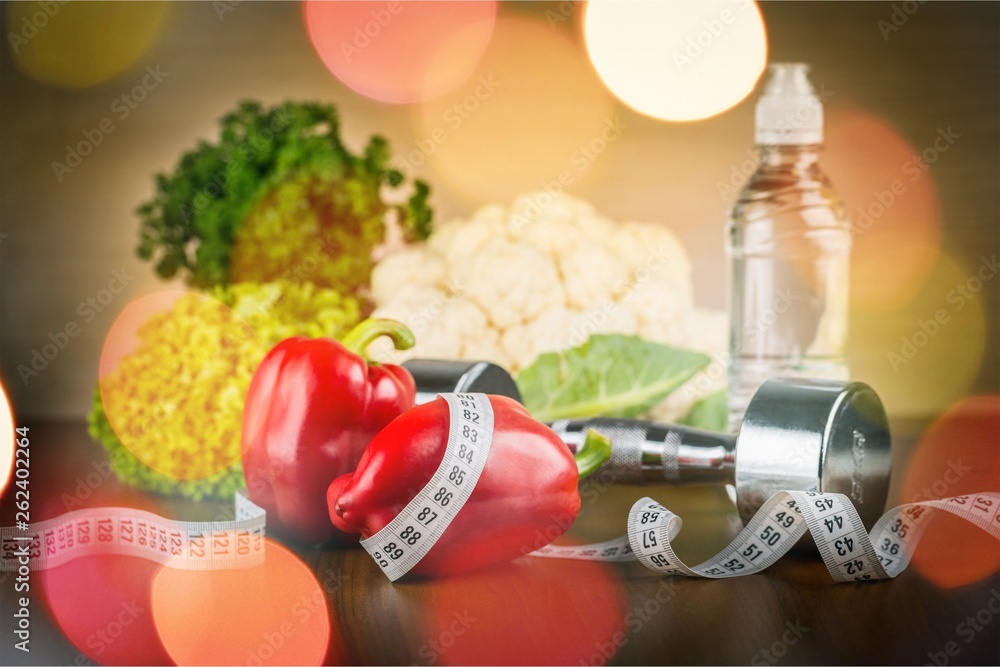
[533,490,1000,582]
[1,490,266,571]
[357,393,1000,582]
[361,393,495,581]
[6,395,994,582]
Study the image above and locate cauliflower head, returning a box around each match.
[370,192,726,421]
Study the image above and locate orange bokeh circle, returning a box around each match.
[824,107,943,311]
[38,489,174,666]
[304,0,496,104]
[902,395,1000,588]
[420,553,627,665]
[152,539,332,666]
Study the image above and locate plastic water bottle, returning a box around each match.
[726,63,851,431]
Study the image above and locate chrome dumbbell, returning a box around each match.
[403,361,891,528]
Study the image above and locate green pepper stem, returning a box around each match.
[574,429,612,480]
[341,318,416,359]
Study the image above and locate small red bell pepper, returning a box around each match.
[327,394,611,576]
[241,318,416,545]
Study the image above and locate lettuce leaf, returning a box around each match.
[679,390,728,432]
[517,335,710,421]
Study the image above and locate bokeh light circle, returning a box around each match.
[39,489,173,666]
[824,108,943,311]
[98,291,264,481]
[421,555,626,665]
[6,1,169,89]
[0,380,13,496]
[304,0,496,104]
[584,0,768,121]
[412,17,616,203]
[152,539,331,666]
[849,253,986,417]
[902,396,1000,588]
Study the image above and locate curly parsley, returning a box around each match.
[136,100,432,291]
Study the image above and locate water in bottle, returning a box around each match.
[726,63,851,431]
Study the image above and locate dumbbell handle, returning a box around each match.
[548,418,738,486]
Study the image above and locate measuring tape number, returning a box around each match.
[357,395,1000,582]
[360,393,495,582]
[1,490,266,572]
[533,489,1000,582]
[610,490,1000,582]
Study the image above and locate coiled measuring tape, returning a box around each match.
[1,490,266,571]
[361,393,495,581]
[535,490,1000,582]
[359,393,1000,582]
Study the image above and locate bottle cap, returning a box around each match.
[755,62,823,146]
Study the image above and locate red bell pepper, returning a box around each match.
[327,394,611,576]
[241,318,417,545]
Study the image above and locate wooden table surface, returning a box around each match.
[2,422,998,666]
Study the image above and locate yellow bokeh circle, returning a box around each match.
[410,17,616,204]
[7,1,168,89]
[584,0,768,122]
[849,252,988,418]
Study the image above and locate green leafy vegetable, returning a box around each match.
[136,100,432,292]
[679,390,728,432]
[87,390,247,502]
[516,335,710,421]
[87,280,363,500]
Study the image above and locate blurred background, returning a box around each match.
[0,0,997,423]
[1,5,999,664]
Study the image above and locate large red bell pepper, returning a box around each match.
[241,318,416,545]
[327,394,611,576]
